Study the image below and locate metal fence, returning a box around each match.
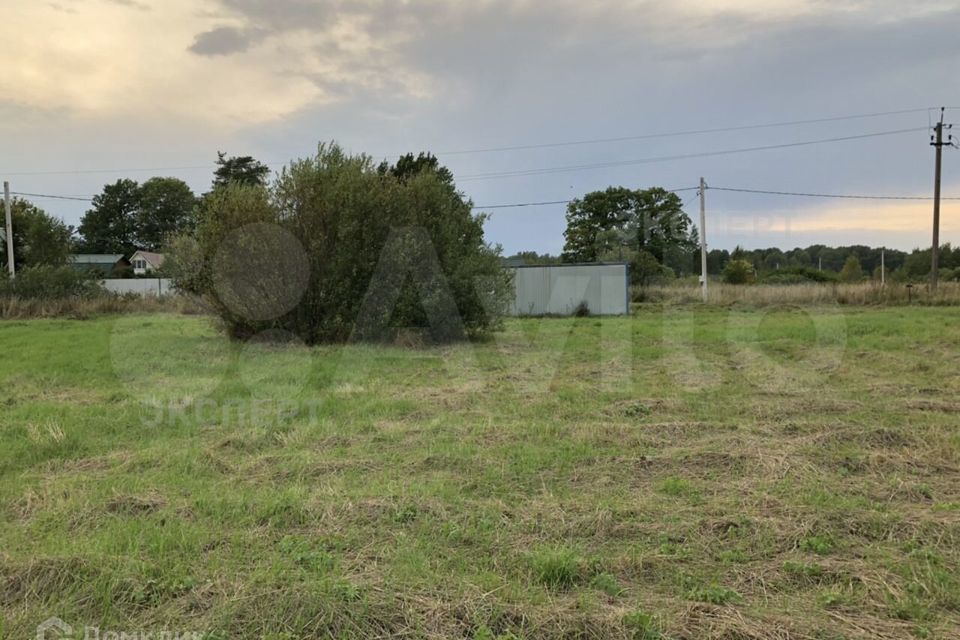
[509,263,629,316]
[102,278,175,296]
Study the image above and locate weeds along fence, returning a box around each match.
[2,282,959,321]
[635,282,960,306]
[0,294,207,319]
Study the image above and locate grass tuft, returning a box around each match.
[530,546,582,590]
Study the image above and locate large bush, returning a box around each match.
[0,265,103,299]
[1,199,73,269]
[839,255,864,283]
[722,259,755,284]
[761,266,837,285]
[180,144,512,344]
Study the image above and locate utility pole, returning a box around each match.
[699,177,708,302]
[3,181,13,278]
[881,248,885,286]
[931,108,953,291]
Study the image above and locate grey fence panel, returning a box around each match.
[509,264,628,316]
[102,279,175,296]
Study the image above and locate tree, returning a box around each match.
[379,152,454,186]
[707,249,729,275]
[839,255,863,283]
[722,259,754,284]
[561,187,634,262]
[903,249,931,280]
[630,249,667,288]
[761,249,786,273]
[504,251,561,265]
[78,179,140,254]
[136,177,197,250]
[1,199,73,269]
[186,143,512,344]
[212,152,271,189]
[561,186,692,267]
[787,248,811,267]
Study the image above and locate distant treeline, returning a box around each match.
[506,244,960,283]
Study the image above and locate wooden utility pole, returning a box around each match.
[930,108,953,291]
[699,177,708,302]
[3,181,13,278]
[881,248,886,286]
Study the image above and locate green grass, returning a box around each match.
[1,307,960,638]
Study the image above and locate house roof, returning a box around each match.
[130,250,165,268]
[69,254,125,264]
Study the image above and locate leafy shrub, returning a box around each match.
[185,144,512,344]
[761,266,838,284]
[0,266,103,299]
[722,259,755,284]
[163,233,205,294]
[839,255,864,283]
[607,248,674,288]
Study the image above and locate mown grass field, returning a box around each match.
[1,307,959,639]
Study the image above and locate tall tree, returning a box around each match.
[213,152,271,189]
[839,255,864,282]
[378,152,455,186]
[1,199,74,269]
[136,177,197,250]
[561,187,639,263]
[78,179,140,254]
[561,186,692,268]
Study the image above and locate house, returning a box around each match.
[68,254,129,276]
[129,250,165,275]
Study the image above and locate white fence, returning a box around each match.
[509,263,630,316]
[102,278,176,296]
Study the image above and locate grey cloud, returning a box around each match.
[220,0,338,31]
[189,26,266,56]
[104,0,151,10]
[47,3,77,13]
[16,0,960,255]
[48,0,149,13]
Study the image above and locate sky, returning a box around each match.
[3,0,960,256]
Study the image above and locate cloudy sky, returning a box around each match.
[3,0,960,255]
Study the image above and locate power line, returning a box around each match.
[15,179,960,210]
[433,108,932,156]
[457,127,928,181]
[709,186,960,201]
[0,108,934,178]
[10,191,94,202]
[472,186,700,210]
[2,164,223,178]
[474,199,571,210]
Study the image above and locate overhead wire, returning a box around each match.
[457,128,928,181]
[0,107,933,177]
[9,191,94,202]
[707,186,960,201]
[472,186,699,209]
[429,107,933,156]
